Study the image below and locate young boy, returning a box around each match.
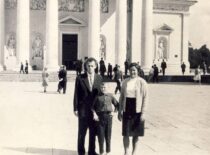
[92,83,119,155]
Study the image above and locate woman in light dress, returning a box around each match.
[193,66,201,84]
[42,67,49,92]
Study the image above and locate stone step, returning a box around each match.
[0,71,210,83]
[0,71,76,82]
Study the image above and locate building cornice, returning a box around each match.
[154,0,197,12]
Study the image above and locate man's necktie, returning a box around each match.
[90,76,93,91]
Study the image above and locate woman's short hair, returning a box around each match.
[129,62,139,70]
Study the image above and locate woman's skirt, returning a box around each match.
[122,98,144,137]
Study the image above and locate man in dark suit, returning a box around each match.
[57,65,67,94]
[161,59,167,76]
[74,57,102,155]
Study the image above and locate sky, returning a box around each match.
[189,0,210,49]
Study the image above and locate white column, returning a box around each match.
[16,0,30,68]
[46,0,59,70]
[0,0,5,70]
[131,0,142,63]
[88,0,100,60]
[116,0,127,69]
[142,0,153,71]
[182,14,190,73]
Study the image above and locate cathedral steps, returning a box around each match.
[0,71,209,83]
[0,71,77,82]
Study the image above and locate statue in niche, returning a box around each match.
[127,0,132,12]
[7,34,16,57]
[157,38,167,60]
[157,40,164,60]
[32,35,43,58]
[101,0,109,13]
[30,0,46,10]
[100,35,106,60]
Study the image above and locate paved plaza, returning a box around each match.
[0,81,210,155]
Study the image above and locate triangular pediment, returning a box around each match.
[154,24,173,34]
[59,16,86,26]
[156,24,173,31]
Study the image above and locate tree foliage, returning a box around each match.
[189,44,210,71]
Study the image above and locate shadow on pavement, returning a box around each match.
[3,147,77,155]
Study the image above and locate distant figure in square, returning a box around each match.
[92,83,119,155]
[153,64,159,83]
[113,65,123,94]
[181,62,186,75]
[25,60,29,74]
[58,65,67,94]
[124,59,129,76]
[161,59,167,76]
[107,63,113,79]
[42,67,49,93]
[20,62,24,74]
[193,66,201,84]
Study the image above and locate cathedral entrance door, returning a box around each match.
[62,34,78,70]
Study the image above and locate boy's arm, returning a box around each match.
[111,95,119,112]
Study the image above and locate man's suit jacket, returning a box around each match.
[73,73,102,117]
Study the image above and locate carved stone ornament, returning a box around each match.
[58,0,85,12]
[101,0,109,13]
[153,0,197,12]
[30,0,46,10]
[5,0,17,9]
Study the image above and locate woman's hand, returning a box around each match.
[140,114,145,122]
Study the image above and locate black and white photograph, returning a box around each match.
[0,0,210,155]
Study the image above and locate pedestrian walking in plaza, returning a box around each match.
[193,66,201,84]
[107,63,113,79]
[118,62,148,155]
[25,60,29,74]
[148,65,154,82]
[57,65,67,94]
[113,65,123,94]
[42,67,49,93]
[92,83,119,155]
[161,59,167,76]
[73,57,102,155]
[181,62,186,75]
[100,63,106,77]
[201,61,207,75]
[76,59,83,76]
[20,62,24,74]
[153,64,159,83]
[137,65,145,79]
[124,59,129,76]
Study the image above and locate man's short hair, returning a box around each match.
[84,57,98,71]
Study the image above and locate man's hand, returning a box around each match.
[93,113,99,121]
[74,111,78,117]
[118,112,122,121]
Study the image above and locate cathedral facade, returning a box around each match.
[0,0,196,73]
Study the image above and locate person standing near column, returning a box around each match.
[74,57,102,155]
[25,60,29,74]
[161,59,167,76]
[42,67,49,93]
[181,62,186,75]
